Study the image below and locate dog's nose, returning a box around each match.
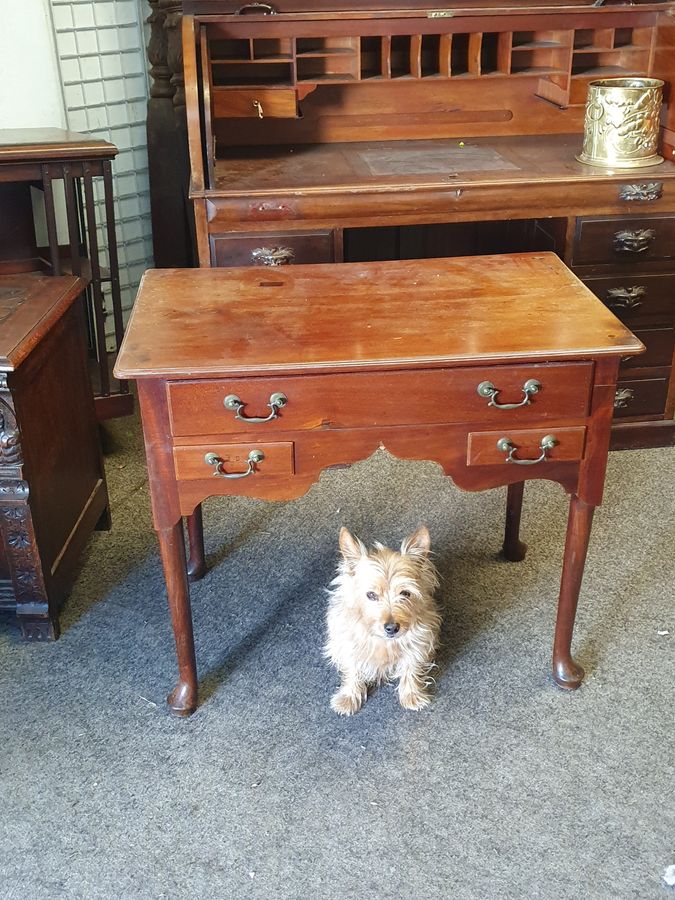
[384,621,400,636]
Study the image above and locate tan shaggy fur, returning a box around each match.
[324,526,442,716]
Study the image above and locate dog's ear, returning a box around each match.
[339,527,366,566]
[401,525,431,557]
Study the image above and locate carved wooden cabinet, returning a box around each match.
[0,275,110,640]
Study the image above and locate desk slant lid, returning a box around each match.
[115,253,644,379]
[0,275,86,371]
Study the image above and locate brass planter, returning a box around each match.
[576,77,664,169]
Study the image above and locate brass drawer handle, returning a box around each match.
[204,450,264,479]
[235,2,277,14]
[252,100,264,119]
[605,286,645,311]
[477,378,541,409]
[613,229,656,254]
[614,388,635,409]
[618,183,663,202]
[224,391,287,423]
[251,246,295,266]
[497,434,557,466]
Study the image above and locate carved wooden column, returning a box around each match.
[146,0,195,267]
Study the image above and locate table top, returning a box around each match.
[0,128,117,164]
[0,274,86,371]
[114,253,643,379]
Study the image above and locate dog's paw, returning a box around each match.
[399,689,431,711]
[331,691,364,716]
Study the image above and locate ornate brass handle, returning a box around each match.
[613,229,656,254]
[618,183,663,202]
[251,246,295,266]
[223,392,287,422]
[614,388,635,409]
[497,434,558,465]
[204,450,264,479]
[476,378,541,409]
[235,2,277,14]
[605,286,645,311]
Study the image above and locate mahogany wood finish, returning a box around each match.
[115,253,642,714]
[186,506,206,581]
[0,129,132,420]
[502,481,527,562]
[0,275,110,639]
[172,0,675,449]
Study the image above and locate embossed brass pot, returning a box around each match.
[577,77,664,168]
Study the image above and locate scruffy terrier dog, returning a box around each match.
[325,526,441,716]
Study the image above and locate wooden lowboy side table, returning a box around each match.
[114,253,643,716]
[0,274,110,640]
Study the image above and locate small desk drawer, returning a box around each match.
[621,327,675,370]
[582,273,675,324]
[173,442,294,481]
[210,230,335,268]
[166,363,594,437]
[574,215,675,266]
[613,377,670,418]
[467,427,586,466]
[212,88,297,119]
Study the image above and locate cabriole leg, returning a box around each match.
[157,520,198,716]
[502,481,527,562]
[186,504,206,582]
[552,495,595,690]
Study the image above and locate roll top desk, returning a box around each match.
[180,0,675,448]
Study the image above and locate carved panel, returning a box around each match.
[0,377,22,466]
[0,493,48,606]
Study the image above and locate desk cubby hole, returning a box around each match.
[296,37,358,56]
[252,38,293,61]
[210,38,252,61]
[390,35,412,78]
[211,62,293,87]
[360,36,383,79]
[297,55,358,82]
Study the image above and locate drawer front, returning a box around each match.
[620,327,675,370]
[210,230,335,268]
[212,88,297,119]
[467,427,586,467]
[613,378,670,418]
[574,215,675,266]
[582,273,675,324]
[166,363,594,438]
[173,442,294,481]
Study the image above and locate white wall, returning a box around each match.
[0,0,66,129]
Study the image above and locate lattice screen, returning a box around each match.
[50,0,153,348]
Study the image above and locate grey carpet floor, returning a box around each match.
[0,413,673,900]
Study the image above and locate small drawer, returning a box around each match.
[166,363,594,438]
[210,230,336,268]
[467,427,586,467]
[582,273,675,324]
[573,215,675,266]
[620,327,675,370]
[613,378,670,418]
[212,88,297,119]
[173,442,294,481]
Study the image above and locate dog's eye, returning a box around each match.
[400,590,411,598]
[366,591,379,601]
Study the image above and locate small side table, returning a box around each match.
[0,128,133,420]
[0,274,110,640]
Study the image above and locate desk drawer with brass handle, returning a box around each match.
[173,442,294,481]
[212,88,297,120]
[620,327,675,370]
[466,427,586,467]
[166,363,594,437]
[582,272,675,325]
[573,215,675,266]
[613,378,670,418]
[210,230,336,268]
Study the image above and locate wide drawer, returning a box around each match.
[613,378,670,418]
[166,363,595,438]
[582,272,675,324]
[620,327,675,370]
[210,230,336,268]
[573,215,675,266]
[173,441,294,481]
[467,427,586,466]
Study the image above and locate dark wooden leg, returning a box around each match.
[552,495,595,690]
[186,504,206,582]
[157,520,198,716]
[502,481,527,562]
